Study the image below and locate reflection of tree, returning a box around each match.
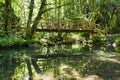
[106,45,115,52]
[31,58,41,74]
[79,45,91,52]
[53,58,60,78]
[26,59,33,80]
[34,44,93,56]
[0,55,21,80]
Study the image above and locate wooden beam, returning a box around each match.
[36,29,97,33]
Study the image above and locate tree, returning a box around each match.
[26,0,34,39]
[95,0,120,34]
[0,0,20,36]
[26,0,46,39]
[25,0,68,39]
[4,0,12,35]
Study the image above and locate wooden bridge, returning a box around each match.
[36,19,100,33]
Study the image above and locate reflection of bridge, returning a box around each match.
[36,19,100,33]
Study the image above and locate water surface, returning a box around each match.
[0,44,120,80]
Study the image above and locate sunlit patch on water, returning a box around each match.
[23,76,29,80]
[98,56,120,64]
[85,75,102,80]
[35,74,56,80]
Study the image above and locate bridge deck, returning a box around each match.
[36,19,99,33]
[36,29,96,33]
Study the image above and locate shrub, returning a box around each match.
[115,37,120,45]
[0,36,25,48]
[0,36,14,47]
[0,36,41,48]
[93,35,105,45]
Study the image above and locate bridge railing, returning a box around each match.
[38,19,98,30]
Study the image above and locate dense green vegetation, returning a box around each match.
[0,0,120,48]
[115,37,120,46]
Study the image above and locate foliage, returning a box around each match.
[0,1,20,36]
[115,37,120,45]
[0,37,14,47]
[81,33,90,40]
[96,0,120,33]
[0,36,24,47]
[0,36,40,48]
[0,0,120,47]
[13,38,25,45]
[26,39,40,44]
[63,33,74,43]
[93,35,105,45]
[114,47,120,53]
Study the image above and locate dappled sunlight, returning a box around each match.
[60,64,84,80]
[60,64,72,70]
[98,56,120,64]
[72,34,79,39]
[59,64,103,80]
[85,75,103,80]
[35,74,56,80]
[95,51,120,64]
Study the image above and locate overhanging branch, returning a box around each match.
[42,3,71,14]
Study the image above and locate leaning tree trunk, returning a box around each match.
[30,0,46,38]
[25,0,46,39]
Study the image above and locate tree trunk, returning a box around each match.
[4,0,12,35]
[30,0,46,38]
[26,0,34,39]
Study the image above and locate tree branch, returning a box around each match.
[42,3,71,14]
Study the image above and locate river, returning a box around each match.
[0,44,120,80]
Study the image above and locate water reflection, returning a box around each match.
[0,44,120,80]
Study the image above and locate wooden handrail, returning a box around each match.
[38,19,98,33]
